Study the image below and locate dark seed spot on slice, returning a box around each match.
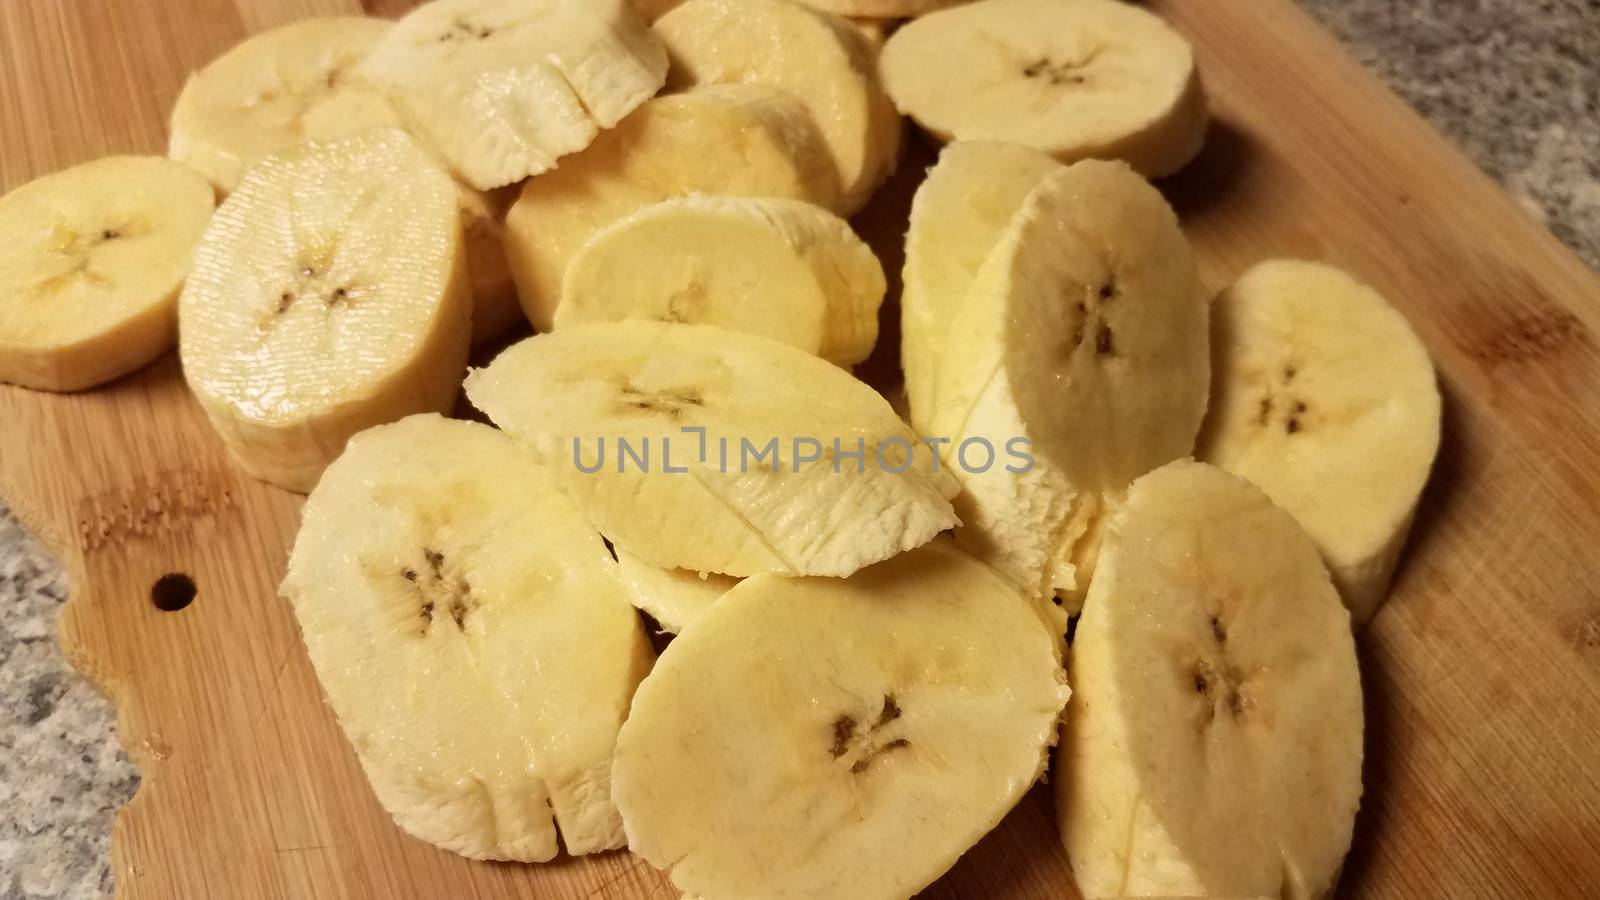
[877,695,902,726]
[1098,281,1115,300]
[328,286,349,306]
[276,292,294,315]
[1283,365,1297,381]
[1286,418,1301,434]
[425,548,445,575]
[1293,400,1308,414]
[1210,615,1227,644]
[449,596,471,629]
[401,567,418,582]
[420,600,435,624]
[882,738,910,752]
[1257,397,1273,425]
[101,228,121,241]
[829,715,856,758]
[1228,689,1246,716]
[1095,324,1115,355]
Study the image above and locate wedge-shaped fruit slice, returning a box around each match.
[1059,459,1363,899]
[1197,260,1440,625]
[655,0,901,214]
[881,0,1207,178]
[0,157,214,391]
[505,84,840,331]
[613,540,1069,900]
[901,140,1060,432]
[168,17,402,194]
[615,546,737,633]
[180,129,470,492]
[466,321,958,577]
[931,159,1208,602]
[359,0,667,190]
[281,414,653,861]
[558,196,884,365]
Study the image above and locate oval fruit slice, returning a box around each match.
[1059,459,1363,899]
[932,159,1209,604]
[0,156,214,391]
[558,196,884,365]
[613,540,1069,900]
[655,0,901,214]
[901,140,1060,432]
[465,321,958,577]
[180,129,470,492]
[881,0,1207,178]
[360,0,667,190]
[505,84,840,332]
[168,17,401,194]
[1197,259,1441,625]
[281,414,653,861]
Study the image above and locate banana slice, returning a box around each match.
[901,140,1060,433]
[655,0,902,214]
[281,414,652,861]
[931,159,1209,602]
[613,540,1069,900]
[1059,459,1363,899]
[614,546,738,633]
[505,84,840,332]
[881,0,1208,178]
[359,0,667,190]
[557,196,884,365]
[1197,260,1441,625]
[465,321,958,577]
[179,129,471,492]
[457,184,524,345]
[168,17,401,194]
[0,156,215,392]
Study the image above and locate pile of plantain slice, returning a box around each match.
[0,0,1443,897]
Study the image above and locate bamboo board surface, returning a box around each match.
[4,0,1600,897]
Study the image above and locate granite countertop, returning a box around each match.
[2,3,1597,898]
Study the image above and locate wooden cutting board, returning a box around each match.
[4,1,1600,897]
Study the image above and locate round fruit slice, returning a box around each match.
[1197,259,1441,625]
[931,159,1209,602]
[613,540,1069,900]
[0,156,214,391]
[557,196,884,365]
[505,84,840,332]
[881,0,1208,178]
[281,414,653,861]
[464,321,958,578]
[359,0,667,190]
[180,129,470,492]
[655,0,901,214]
[901,140,1060,432]
[168,17,402,194]
[614,546,738,633]
[1059,459,1363,900]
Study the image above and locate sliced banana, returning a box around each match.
[281,414,652,861]
[456,184,524,345]
[615,546,737,633]
[1059,459,1363,899]
[465,321,958,577]
[881,0,1208,178]
[1197,260,1441,625]
[505,84,840,331]
[655,0,902,214]
[168,17,401,194]
[931,159,1209,603]
[613,540,1069,900]
[359,0,667,190]
[557,196,884,365]
[179,129,470,492]
[901,140,1060,433]
[0,156,214,392]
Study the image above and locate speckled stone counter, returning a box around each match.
[2,3,1597,897]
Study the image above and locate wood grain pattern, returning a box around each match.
[3,0,1599,897]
